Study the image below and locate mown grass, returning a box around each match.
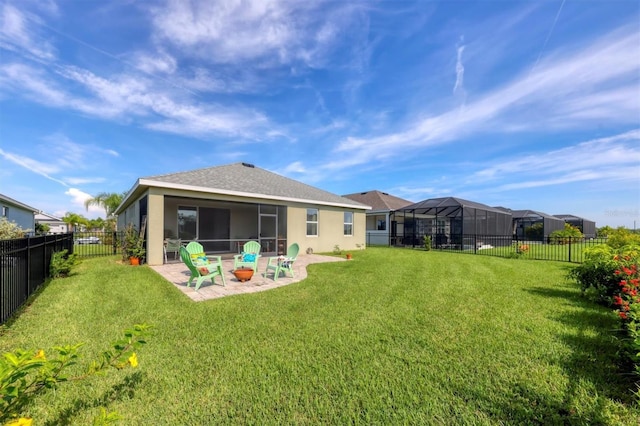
[1,247,639,424]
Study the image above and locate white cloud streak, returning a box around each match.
[0,148,68,186]
[150,0,364,69]
[0,3,56,60]
[333,25,640,164]
[453,43,465,95]
[468,130,640,189]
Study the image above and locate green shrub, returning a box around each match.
[50,250,78,278]
[549,223,583,244]
[423,235,431,251]
[569,245,620,305]
[0,324,151,424]
[0,218,30,240]
[607,227,640,249]
[610,252,640,387]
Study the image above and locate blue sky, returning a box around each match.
[1,0,639,228]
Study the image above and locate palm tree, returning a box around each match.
[84,192,126,218]
[62,212,88,233]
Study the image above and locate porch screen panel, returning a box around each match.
[199,208,230,252]
[178,206,197,240]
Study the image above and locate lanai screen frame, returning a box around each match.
[397,197,512,248]
[511,210,566,241]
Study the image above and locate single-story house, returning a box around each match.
[342,190,413,246]
[0,193,37,233]
[553,214,597,238]
[114,163,370,266]
[35,212,69,234]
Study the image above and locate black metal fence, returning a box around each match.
[1,231,124,325]
[72,231,124,257]
[368,232,606,263]
[1,233,74,324]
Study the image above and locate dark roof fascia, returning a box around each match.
[116,178,371,214]
[0,193,39,213]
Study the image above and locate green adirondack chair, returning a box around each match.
[233,240,261,271]
[264,243,299,281]
[180,246,226,291]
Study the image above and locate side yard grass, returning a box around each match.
[1,247,638,424]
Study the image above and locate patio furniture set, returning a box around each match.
[176,240,299,291]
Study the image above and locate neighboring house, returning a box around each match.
[0,193,37,233]
[397,197,513,248]
[342,190,413,246]
[508,209,566,241]
[35,212,69,234]
[554,214,597,238]
[114,162,370,266]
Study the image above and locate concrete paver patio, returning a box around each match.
[149,254,346,302]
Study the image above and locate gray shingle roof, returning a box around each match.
[139,163,368,209]
[342,190,413,211]
[400,197,510,215]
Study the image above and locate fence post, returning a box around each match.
[473,234,477,254]
[568,237,572,263]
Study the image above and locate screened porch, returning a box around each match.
[163,196,288,257]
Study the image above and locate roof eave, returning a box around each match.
[118,179,370,211]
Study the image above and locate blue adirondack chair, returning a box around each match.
[233,240,261,271]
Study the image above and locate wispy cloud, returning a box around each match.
[468,129,640,188]
[332,25,640,166]
[150,0,366,69]
[0,148,68,186]
[0,134,123,187]
[0,3,56,60]
[453,38,465,95]
[65,187,102,214]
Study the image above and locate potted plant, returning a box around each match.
[122,224,146,265]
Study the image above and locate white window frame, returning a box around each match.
[344,211,353,236]
[306,208,318,237]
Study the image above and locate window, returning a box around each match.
[306,208,318,236]
[2,206,7,217]
[344,211,353,236]
[376,219,386,231]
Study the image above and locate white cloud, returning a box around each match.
[150,0,364,68]
[65,188,102,214]
[65,177,107,185]
[133,50,177,74]
[0,3,56,60]
[333,25,640,167]
[469,130,640,183]
[0,61,277,139]
[453,42,465,95]
[0,147,67,186]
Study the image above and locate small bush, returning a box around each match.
[607,227,640,249]
[50,250,78,278]
[569,245,620,305]
[0,324,151,424]
[549,223,583,244]
[423,235,432,251]
[0,218,30,239]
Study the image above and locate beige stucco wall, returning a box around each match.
[287,205,366,254]
[146,189,164,266]
[118,185,367,265]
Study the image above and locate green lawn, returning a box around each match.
[1,248,638,424]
